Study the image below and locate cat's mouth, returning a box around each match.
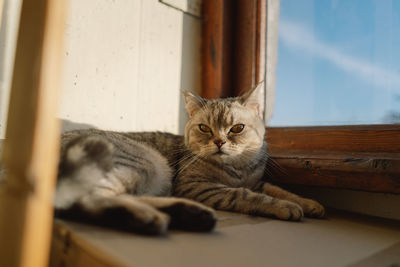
[214,150,227,156]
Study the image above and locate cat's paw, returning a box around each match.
[298,198,325,218]
[158,198,217,232]
[102,204,171,235]
[273,200,304,221]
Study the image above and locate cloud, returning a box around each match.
[279,19,400,90]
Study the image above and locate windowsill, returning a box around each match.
[266,125,400,194]
[51,210,400,267]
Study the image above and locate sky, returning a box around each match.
[269,0,400,126]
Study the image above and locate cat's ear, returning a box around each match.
[238,82,264,118]
[182,90,205,117]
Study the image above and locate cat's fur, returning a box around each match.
[54,84,324,235]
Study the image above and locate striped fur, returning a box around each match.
[175,84,324,220]
[54,85,324,234]
[55,131,216,234]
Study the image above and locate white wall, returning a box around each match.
[0,0,202,137]
[59,0,201,134]
[0,0,22,139]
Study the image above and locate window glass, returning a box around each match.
[270,0,400,126]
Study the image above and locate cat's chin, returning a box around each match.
[208,151,240,163]
[213,150,227,156]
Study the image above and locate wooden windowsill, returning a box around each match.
[50,210,400,267]
[266,125,400,194]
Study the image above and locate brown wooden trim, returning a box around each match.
[202,2,400,193]
[201,0,266,98]
[232,0,257,96]
[269,156,400,194]
[201,0,232,99]
[267,125,400,155]
[51,221,125,267]
[266,125,400,193]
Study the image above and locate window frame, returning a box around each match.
[201,0,400,194]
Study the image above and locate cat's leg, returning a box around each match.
[56,135,170,234]
[56,193,170,235]
[253,181,325,218]
[174,180,304,221]
[137,196,216,232]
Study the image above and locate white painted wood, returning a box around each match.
[59,0,201,134]
[265,0,279,124]
[0,0,23,138]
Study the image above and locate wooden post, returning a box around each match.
[0,0,66,266]
[201,0,233,99]
[201,0,267,99]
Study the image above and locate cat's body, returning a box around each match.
[55,130,216,234]
[54,85,325,235]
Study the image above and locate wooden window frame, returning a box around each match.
[201,0,400,194]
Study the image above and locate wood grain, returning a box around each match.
[267,125,400,155]
[201,0,266,98]
[201,0,231,98]
[0,1,66,266]
[266,125,400,193]
[268,156,400,193]
[50,221,125,267]
[232,0,257,96]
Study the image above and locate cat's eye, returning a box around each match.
[199,124,212,133]
[230,124,245,133]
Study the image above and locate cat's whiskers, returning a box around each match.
[176,152,204,175]
[170,152,195,169]
[265,156,288,176]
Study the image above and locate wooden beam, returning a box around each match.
[266,125,400,193]
[201,0,267,98]
[269,155,400,193]
[0,0,66,266]
[232,0,257,96]
[266,125,400,155]
[201,0,232,98]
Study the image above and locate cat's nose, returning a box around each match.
[214,139,226,148]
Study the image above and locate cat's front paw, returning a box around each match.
[273,200,304,221]
[159,199,217,232]
[298,198,325,218]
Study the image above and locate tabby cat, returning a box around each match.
[54,84,325,235]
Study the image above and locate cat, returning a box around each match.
[54,84,324,235]
[175,85,324,220]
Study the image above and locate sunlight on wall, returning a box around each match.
[59,0,201,134]
[0,0,201,138]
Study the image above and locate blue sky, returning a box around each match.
[269,0,400,126]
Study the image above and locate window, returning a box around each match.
[271,0,400,126]
[201,0,400,194]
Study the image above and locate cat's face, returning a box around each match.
[183,85,265,162]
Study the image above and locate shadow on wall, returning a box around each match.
[178,13,202,134]
[61,119,96,133]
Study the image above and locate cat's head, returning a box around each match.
[183,84,265,162]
